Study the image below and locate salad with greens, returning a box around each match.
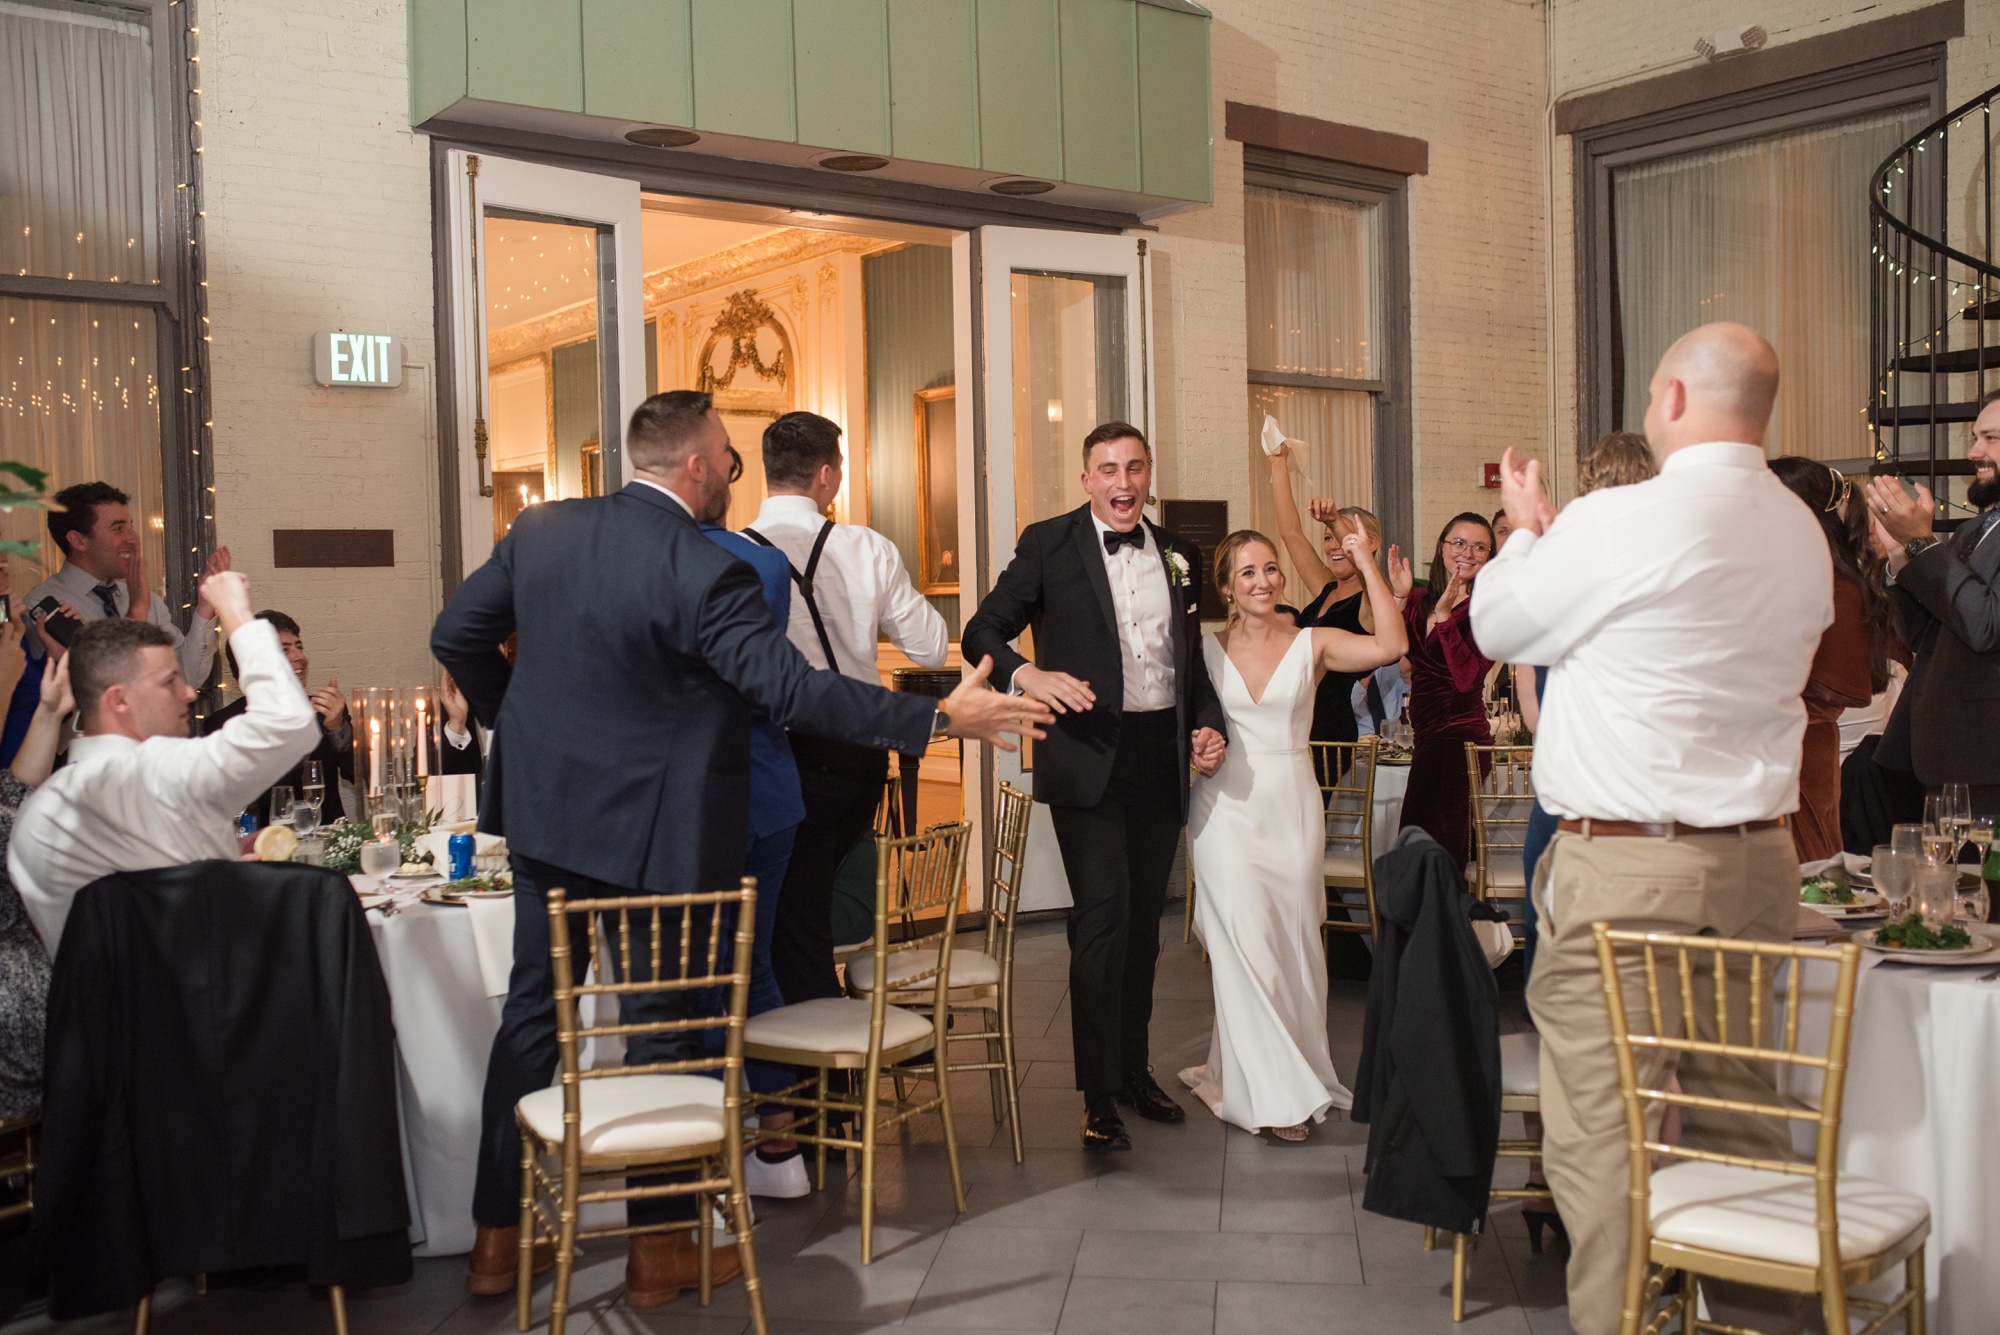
[1800,874,1855,905]
[1874,914,1974,951]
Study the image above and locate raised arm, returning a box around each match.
[1313,517,1407,675]
[177,573,321,812]
[11,651,71,787]
[1267,443,1336,593]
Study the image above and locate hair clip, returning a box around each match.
[1825,467,1851,513]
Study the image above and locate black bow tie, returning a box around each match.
[1102,526,1145,555]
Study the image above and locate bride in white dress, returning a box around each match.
[1181,524,1406,1142]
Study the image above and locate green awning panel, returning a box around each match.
[412,0,1212,210]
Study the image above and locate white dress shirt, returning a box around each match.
[27,560,217,687]
[1470,442,1833,825]
[747,494,947,683]
[10,619,322,951]
[1091,515,1177,712]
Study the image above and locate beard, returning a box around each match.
[696,469,732,524]
[1969,471,2000,511]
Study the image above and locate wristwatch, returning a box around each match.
[930,707,952,742]
[1904,535,1941,560]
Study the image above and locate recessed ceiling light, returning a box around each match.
[989,178,1056,196]
[819,154,891,172]
[625,127,701,149]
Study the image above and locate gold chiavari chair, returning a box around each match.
[847,785,1032,1163]
[834,775,911,970]
[1593,926,1929,1335]
[516,880,766,1335]
[1315,738,1382,943]
[1465,743,1534,908]
[0,1117,37,1225]
[746,822,972,1264]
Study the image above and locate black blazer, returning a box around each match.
[38,862,410,1318]
[1350,830,1502,1237]
[1882,514,2000,785]
[961,505,1224,815]
[431,482,935,894]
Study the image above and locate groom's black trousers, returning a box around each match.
[1047,708,1183,1103]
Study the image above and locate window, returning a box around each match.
[1243,150,1411,595]
[0,0,204,607]
[1577,53,1940,465]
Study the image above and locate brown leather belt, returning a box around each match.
[1557,817,1787,838]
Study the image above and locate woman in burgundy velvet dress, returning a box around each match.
[1393,512,1497,866]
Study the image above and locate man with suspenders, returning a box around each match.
[746,411,950,1007]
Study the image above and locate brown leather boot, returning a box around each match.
[624,1232,742,1310]
[465,1225,555,1296]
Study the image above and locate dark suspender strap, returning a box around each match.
[743,522,841,670]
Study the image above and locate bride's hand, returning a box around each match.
[1191,726,1226,776]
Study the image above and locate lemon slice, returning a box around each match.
[254,824,299,862]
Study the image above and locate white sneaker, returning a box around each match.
[743,1151,811,1199]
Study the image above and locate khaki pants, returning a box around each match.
[1525,825,1799,1335]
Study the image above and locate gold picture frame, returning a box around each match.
[913,386,959,596]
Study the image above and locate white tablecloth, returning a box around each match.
[1373,760,1409,847]
[1785,951,2000,1334]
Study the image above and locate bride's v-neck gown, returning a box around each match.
[1181,629,1352,1130]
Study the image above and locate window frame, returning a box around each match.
[1242,147,1414,556]
[0,0,210,625]
[1572,49,1944,463]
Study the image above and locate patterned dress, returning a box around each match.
[0,773,49,1120]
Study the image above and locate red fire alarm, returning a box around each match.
[1481,463,1502,489]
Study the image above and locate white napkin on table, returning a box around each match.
[1259,413,1286,456]
[465,894,516,998]
[430,774,478,825]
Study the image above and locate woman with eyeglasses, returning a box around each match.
[1390,512,1499,865]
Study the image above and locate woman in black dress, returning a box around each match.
[1265,441,1398,759]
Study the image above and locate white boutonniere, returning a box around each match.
[1163,550,1191,588]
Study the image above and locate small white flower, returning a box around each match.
[1163,550,1191,588]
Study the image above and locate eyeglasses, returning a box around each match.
[726,445,744,484]
[1442,538,1491,557]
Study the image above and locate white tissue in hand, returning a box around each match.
[1260,414,1285,456]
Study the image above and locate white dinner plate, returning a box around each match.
[1802,889,1885,919]
[388,868,443,881]
[1859,934,1999,966]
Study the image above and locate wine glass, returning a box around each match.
[371,811,398,840]
[1923,829,1958,868]
[1872,844,1915,917]
[358,839,400,878]
[291,799,321,837]
[300,759,325,812]
[1958,879,1990,925]
[270,785,295,827]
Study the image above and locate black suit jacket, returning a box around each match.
[431,482,935,893]
[961,505,1224,816]
[38,862,410,1317]
[1882,513,2000,785]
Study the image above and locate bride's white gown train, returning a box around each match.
[1181,629,1352,1130]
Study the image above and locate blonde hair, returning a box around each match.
[1324,505,1381,549]
[1213,529,1280,623]
[1578,432,1657,495]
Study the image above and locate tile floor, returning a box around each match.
[8,909,1570,1335]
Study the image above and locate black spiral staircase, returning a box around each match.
[1870,82,2000,530]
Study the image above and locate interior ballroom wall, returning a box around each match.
[863,244,957,633]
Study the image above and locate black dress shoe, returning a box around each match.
[1115,1070,1187,1124]
[1080,1100,1131,1152]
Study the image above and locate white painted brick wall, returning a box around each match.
[202,0,440,692]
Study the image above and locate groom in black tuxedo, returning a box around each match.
[963,422,1227,1150]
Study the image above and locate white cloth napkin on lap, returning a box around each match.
[465,894,516,998]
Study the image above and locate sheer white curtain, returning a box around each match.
[1245,185,1380,603]
[1612,105,1928,461]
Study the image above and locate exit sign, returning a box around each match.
[313,331,403,387]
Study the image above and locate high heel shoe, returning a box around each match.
[1522,1205,1568,1254]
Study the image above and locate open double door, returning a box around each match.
[443,152,1155,912]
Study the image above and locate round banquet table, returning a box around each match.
[1783,948,2000,1334]
[1372,758,1409,847]
[366,896,502,1257]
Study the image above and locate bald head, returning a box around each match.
[1642,322,1781,459]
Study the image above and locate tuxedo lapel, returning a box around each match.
[1072,508,1119,637]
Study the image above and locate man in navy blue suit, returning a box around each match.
[433,391,1049,1306]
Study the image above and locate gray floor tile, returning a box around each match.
[1216,1280,1533,1334]
[1353,1212,1515,1291]
[906,1226,1081,1328]
[1075,1230,1361,1285]
[1056,1276,1215,1335]
[1219,1147,1357,1234]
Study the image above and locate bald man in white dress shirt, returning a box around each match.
[1473,324,1832,1334]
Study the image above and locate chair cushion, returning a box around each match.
[1324,852,1368,882]
[1649,1161,1929,1266]
[1479,862,1528,891]
[847,948,1001,992]
[744,997,933,1056]
[1499,1031,1539,1097]
[517,1074,725,1156]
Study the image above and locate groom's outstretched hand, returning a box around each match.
[939,656,1056,753]
[1191,726,1226,776]
[1014,663,1096,715]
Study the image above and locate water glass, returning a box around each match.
[1912,860,1959,928]
[358,838,400,877]
[270,785,295,826]
[1872,843,1915,916]
[1958,881,1990,925]
[291,800,322,837]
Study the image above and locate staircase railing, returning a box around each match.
[1870,83,2000,526]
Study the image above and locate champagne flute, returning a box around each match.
[300,759,325,813]
[1944,783,1973,858]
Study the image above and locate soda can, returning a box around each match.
[236,812,259,839]
[448,833,475,881]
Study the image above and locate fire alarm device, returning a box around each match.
[1482,463,1502,489]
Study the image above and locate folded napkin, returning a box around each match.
[430,774,478,825]
[465,894,517,998]
[414,827,507,869]
[1800,851,1870,877]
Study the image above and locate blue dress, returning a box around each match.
[1520,666,1559,982]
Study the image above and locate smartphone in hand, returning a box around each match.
[31,596,83,649]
